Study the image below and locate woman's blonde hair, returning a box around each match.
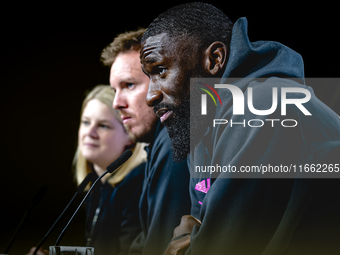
[73,85,146,188]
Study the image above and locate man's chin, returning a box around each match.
[163,119,190,163]
[130,120,159,144]
[133,130,154,143]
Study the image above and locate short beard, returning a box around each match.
[168,98,191,162]
[155,95,190,162]
[123,116,158,144]
[156,93,209,162]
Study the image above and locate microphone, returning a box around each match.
[32,172,96,255]
[106,149,133,173]
[77,172,97,194]
[54,149,132,246]
[4,185,48,254]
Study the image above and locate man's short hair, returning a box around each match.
[141,2,233,48]
[101,28,146,66]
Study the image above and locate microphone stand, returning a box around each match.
[50,150,132,254]
[32,173,96,255]
[54,170,109,246]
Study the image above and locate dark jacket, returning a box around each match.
[129,121,191,255]
[187,18,340,255]
[85,162,145,255]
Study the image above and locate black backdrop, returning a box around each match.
[1,1,339,254]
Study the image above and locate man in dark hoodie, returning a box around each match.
[140,2,340,255]
[101,29,191,255]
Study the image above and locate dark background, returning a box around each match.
[1,1,339,254]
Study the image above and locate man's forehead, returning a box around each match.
[140,33,172,61]
[110,52,144,85]
[110,52,141,73]
[145,32,168,44]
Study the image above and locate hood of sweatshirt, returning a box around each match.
[215,17,305,120]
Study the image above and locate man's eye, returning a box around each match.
[126,83,134,88]
[157,66,167,75]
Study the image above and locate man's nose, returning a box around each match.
[113,90,128,110]
[146,81,163,107]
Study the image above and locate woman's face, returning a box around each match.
[78,99,132,169]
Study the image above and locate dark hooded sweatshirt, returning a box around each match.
[129,122,191,255]
[187,18,340,255]
[85,162,145,255]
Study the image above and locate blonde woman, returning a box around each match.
[74,85,146,255]
[26,85,146,255]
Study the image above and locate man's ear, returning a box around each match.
[202,41,227,76]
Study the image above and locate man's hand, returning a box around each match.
[163,215,201,255]
[173,215,201,238]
